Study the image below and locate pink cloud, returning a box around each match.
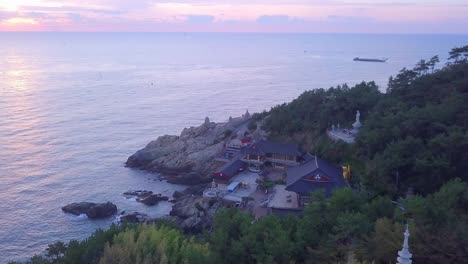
[0,0,467,33]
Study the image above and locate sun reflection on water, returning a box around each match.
[2,54,37,92]
[0,52,50,187]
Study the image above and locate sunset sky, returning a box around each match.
[0,0,467,33]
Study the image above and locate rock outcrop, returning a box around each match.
[138,194,169,206]
[172,184,209,199]
[123,190,169,206]
[62,202,117,219]
[170,195,221,233]
[119,211,152,223]
[126,116,252,184]
[123,190,153,198]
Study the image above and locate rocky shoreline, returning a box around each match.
[123,114,260,230]
[125,113,261,185]
[62,114,263,233]
[61,186,219,232]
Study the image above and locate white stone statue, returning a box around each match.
[353,110,362,131]
[397,224,412,264]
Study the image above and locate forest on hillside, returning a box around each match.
[14,46,468,264]
[264,45,468,197]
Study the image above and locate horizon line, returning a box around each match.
[1,31,467,36]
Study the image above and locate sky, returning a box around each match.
[0,0,467,33]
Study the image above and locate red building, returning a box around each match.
[213,159,247,180]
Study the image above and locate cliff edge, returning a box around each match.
[126,114,255,184]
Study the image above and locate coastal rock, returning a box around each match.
[172,184,209,199]
[87,202,118,218]
[119,211,152,223]
[61,202,95,215]
[126,116,253,184]
[172,191,185,199]
[170,196,202,218]
[123,190,153,198]
[124,190,169,206]
[137,194,169,206]
[170,195,221,233]
[62,202,117,219]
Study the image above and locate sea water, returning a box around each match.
[0,32,467,262]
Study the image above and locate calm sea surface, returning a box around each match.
[0,33,467,262]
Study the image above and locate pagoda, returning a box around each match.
[397,224,412,264]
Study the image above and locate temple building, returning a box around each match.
[240,140,305,168]
[265,154,348,216]
[213,159,247,180]
[285,155,347,206]
[214,140,307,180]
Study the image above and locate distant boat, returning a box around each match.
[353,57,388,62]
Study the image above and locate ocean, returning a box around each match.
[0,32,467,262]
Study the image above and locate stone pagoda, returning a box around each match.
[397,224,412,264]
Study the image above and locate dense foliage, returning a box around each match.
[14,46,468,264]
[14,179,467,264]
[99,225,211,264]
[265,81,382,146]
[264,46,468,196]
[212,179,467,263]
[12,223,211,264]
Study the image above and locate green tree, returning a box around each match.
[355,218,402,263]
[99,224,212,264]
[448,45,468,63]
[428,55,439,73]
[61,224,126,264]
[242,216,296,263]
[210,208,253,264]
[414,59,429,75]
[404,178,468,263]
[46,241,67,263]
[295,191,336,262]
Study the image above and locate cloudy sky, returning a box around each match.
[0,0,467,33]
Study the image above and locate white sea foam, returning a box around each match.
[72,214,88,221]
[112,214,122,224]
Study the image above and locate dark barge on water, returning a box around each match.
[353,57,388,62]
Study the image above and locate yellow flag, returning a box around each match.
[342,165,351,181]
